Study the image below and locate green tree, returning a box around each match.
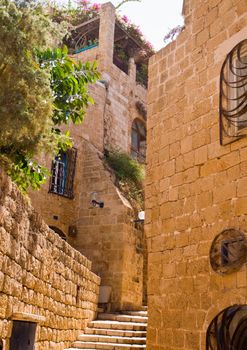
[0,0,99,192]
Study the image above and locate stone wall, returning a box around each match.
[30,1,147,312]
[75,2,147,154]
[146,0,247,349]
[30,136,145,311]
[0,171,100,350]
[68,140,144,311]
[30,81,106,235]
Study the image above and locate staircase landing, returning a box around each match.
[65,310,148,350]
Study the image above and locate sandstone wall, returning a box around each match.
[146,0,247,349]
[30,81,106,236]
[69,140,144,311]
[75,2,147,154]
[0,171,100,350]
[30,2,147,312]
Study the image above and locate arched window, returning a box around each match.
[49,226,67,241]
[131,119,146,162]
[206,305,247,349]
[220,39,247,145]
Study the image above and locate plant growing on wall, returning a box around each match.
[105,151,145,210]
[0,0,100,192]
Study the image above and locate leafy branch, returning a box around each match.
[0,0,100,193]
[115,0,141,10]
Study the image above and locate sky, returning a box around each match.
[95,0,184,51]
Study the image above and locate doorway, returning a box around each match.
[10,321,36,350]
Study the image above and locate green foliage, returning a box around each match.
[7,154,50,192]
[0,0,100,192]
[136,62,148,87]
[0,0,61,158]
[37,46,100,152]
[105,151,144,208]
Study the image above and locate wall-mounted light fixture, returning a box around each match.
[133,211,145,223]
[90,192,104,208]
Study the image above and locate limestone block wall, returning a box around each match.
[75,2,147,154]
[0,171,100,350]
[146,0,247,349]
[30,81,106,236]
[69,140,144,311]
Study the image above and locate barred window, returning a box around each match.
[131,119,146,162]
[220,39,247,145]
[49,148,77,199]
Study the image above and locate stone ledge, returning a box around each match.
[12,312,46,323]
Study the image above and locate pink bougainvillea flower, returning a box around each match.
[146,41,154,50]
[79,0,89,6]
[92,3,101,11]
[135,27,142,35]
[122,15,129,23]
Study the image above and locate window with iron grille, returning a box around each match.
[220,39,247,145]
[49,148,77,199]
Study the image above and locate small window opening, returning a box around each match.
[221,237,244,266]
[131,119,146,162]
[76,285,81,305]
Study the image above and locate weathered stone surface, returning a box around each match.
[146,1,247,349]
[0,171,100,350]
[29,2,147,312]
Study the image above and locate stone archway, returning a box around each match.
[49,226,67,240]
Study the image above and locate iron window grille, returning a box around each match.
[221,237,245,266]
[49,148,77,199]
[220,39,247,145]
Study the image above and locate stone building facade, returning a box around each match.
[146,0,247,349]
[30,2,147,311]
[0,171,100,350]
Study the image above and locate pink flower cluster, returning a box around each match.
[119,14,154,53]
[77,0,101,12]
[92,3,101,11]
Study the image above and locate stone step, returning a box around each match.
[120,311,147,317]
[97,314,148,324]
[78,334,146,345]
[140,306,147,311]
[65,309,148,350]
[84,328,146,338]
[88,321,147,331]
[71,341,146,349]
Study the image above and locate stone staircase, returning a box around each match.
[65,308,148,349]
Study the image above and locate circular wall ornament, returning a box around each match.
[210,228,247,274]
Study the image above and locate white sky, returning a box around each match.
[96,0,184,51]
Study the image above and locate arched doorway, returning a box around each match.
[49,226,67,241]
